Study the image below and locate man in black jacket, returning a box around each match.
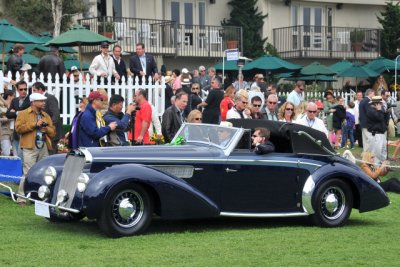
[6,43,25,80]
[252,127,275,155]
[366,96,389,163]
[38,45,66,82]
[359,89,375,152]
[161,91,188,143]
[129,42,159,84]
[112,44,127,83]
[6,81,30,158]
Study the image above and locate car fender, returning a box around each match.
[309,163,389,212]
[83,164,220,219]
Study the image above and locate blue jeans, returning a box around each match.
[341,125,354,148]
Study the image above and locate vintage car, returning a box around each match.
[4,119,389,237]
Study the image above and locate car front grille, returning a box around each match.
[57,155,86,208]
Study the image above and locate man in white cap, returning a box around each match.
[89,42,120,84]
[365,95,389,163]
[15,93,55,205]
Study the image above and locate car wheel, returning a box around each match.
[98,183,153,237]
[311,179,353,227]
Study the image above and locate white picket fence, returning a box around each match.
[0,71,166,125]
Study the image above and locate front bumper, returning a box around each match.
[0,182,80,214]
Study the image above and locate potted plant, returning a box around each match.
[350,29,365,52]
[223,27,239,49]
[98,21,114,38]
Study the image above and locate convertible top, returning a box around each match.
[228,119,335,155]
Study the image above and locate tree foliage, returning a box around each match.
[377,1,400,59]
[222,0,267,59]
[3,0,87,36]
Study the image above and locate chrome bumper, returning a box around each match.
[0,182,80,214]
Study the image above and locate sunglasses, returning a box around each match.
[194,117,202,121]
[253,104,261,108]
[192,87,199,90]
[18,88,28,91]
[308,110,317,113]
[268,101,277,105]
[242,101,248,105]
[285,108,294,111]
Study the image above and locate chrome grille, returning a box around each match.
[57,155,85,208]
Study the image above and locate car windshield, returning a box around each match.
[172,123,240,149]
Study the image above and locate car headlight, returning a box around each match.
[56,190,68,205]
[77,173,90,193]
[44,166,57,185]
[38,185,50,200]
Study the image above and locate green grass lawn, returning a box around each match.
[1,145,399,266]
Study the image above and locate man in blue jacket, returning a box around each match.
[103,94,135,146]
[79,91,117,147]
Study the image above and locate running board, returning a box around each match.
[220,211,309,218]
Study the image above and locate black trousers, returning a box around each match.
[380,178,400,194]
[354,124,363,148]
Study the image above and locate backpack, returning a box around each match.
[345,111,355,128]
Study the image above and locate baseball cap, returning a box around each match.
[71,66,78,71]
[30,93,47,102]
[20,63,32,71]
[100,42,109,48]
[88,91,107,101]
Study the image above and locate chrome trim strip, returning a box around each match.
[93,157,322,167]
[302,175,315,214]
[78,148,93,163]
[220,212,308,218]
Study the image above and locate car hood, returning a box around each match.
[81,144,223,162]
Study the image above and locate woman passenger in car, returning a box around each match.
[361,151,400,194]
[278,101,296,123]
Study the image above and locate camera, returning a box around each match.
[42,122,48,127]
[387,103,397,109]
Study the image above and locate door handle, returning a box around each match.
[225,168,237,173]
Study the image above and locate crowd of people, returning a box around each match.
[2,42,400,204]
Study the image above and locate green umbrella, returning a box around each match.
[284,75,336,82]
[330,59,353,73]
[365,57,395,74]
[337,64,379,90]
[64,59,89,71]
[37,32,76,53]
[0,19,42,69]
[242,54,301,73]
[214,60,240,71]
[45,24,116,71]
[300,61,337,76]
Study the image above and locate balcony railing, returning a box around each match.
[78,16,242,57]
[273,25,381,60]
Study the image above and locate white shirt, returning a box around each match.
[295,116,328,137]
[287,90,304,106]
[354,100,360,125]
[226,107,251,120]
[89,53,118,77]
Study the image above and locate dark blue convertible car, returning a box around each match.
[4,120,389,237]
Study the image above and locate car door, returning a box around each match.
[220,151,303,213]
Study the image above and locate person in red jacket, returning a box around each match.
[219,85,235,121]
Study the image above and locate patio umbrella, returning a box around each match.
[330,59,353,74]
[365,57,396,74]
[0,19,42,69]
[242,54,301,74]
[337,64,379,89]
[37,32,76,53]
[300,62,337,76]
[45,24,116,71]
[214,60,239,71]
[64,55,89,71]
[284,75,336,82]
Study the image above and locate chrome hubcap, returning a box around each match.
[112,189,144,228]
[321,186,345,220]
